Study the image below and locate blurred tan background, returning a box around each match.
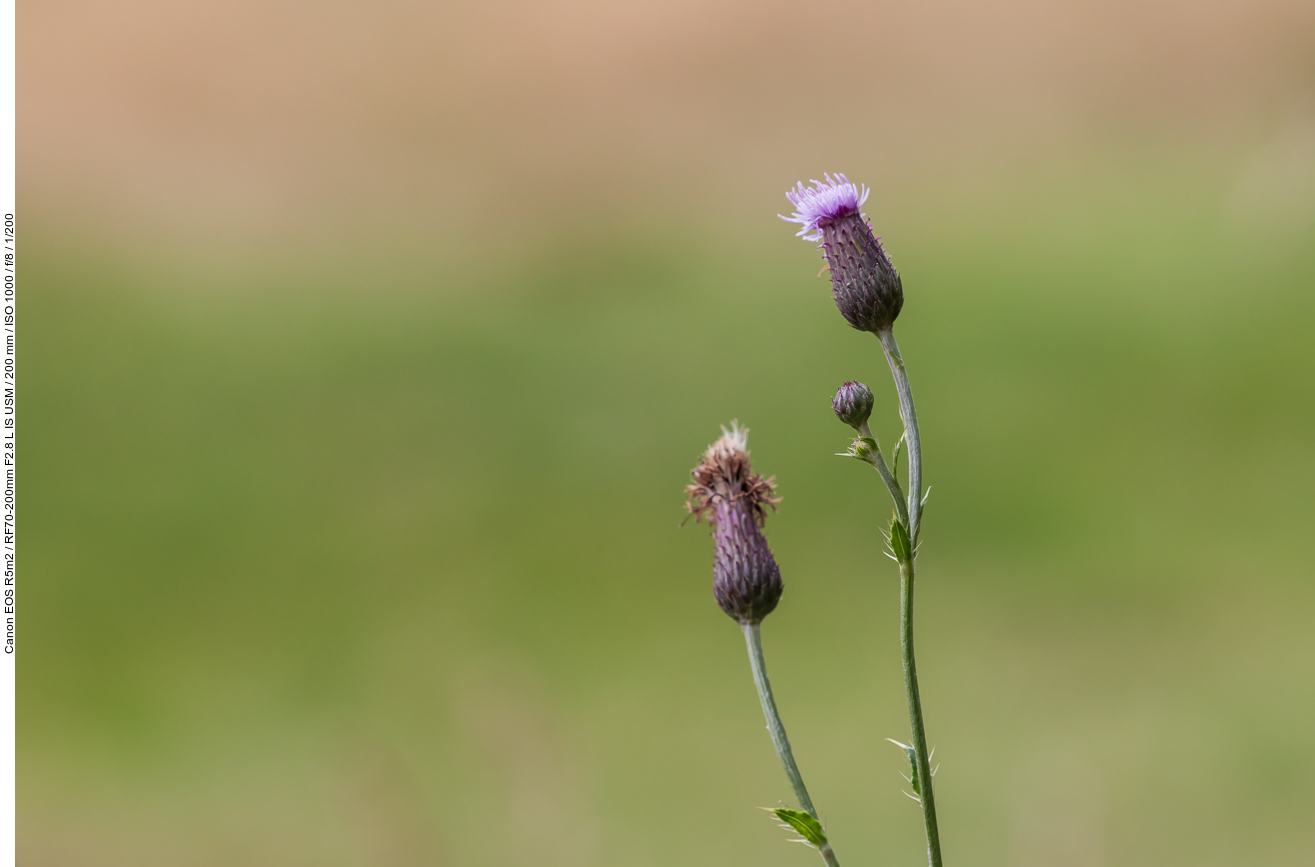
[19,1,1315,865]
[24,0,1315,246]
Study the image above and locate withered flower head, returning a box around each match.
[685,422,784,625]
[780,173,904,334]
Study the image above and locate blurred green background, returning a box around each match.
[20,1,1315,865]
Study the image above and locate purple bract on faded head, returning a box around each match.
[780,173,870,242]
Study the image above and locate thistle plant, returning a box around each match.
[685,424,841,867]
[783,173,944,867]
[682,174,945,867]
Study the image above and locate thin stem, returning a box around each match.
[877,325,943,867]
[859,422,908,529]
[877,327,922,541]
[742,623,842,867]
[899,556,943,867]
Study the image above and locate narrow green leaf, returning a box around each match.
[769,807,828,847]
[905,746,921,795]
[889,518,911,563]
[888,738,920,795]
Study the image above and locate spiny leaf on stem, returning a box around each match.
[887,738,921,796]
[763,807,829,848]
[888,518,912,564]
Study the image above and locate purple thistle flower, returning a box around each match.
[780,173,870,242]
[685,423,784,625]
[781,173,904,334]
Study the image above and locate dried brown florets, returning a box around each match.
[684,422,785,625]
[684,422,781,527]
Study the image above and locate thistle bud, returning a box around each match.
[832,381,874,431]
[781,173,903,333]
[685,423,784,625]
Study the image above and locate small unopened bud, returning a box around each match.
[832,381,874,431]
[781,173,903,333]
[685,423,783,625]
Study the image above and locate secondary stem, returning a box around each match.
[742,623,841,867]
[858,422,908,529]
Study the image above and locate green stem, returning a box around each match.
[858,422,908,529]
[877,327,923,541]
[899,556,943,867]
[742,622,841,867]
[877,325,943,867]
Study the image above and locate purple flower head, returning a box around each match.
[781,173,903,334]
[832,381,875,432]
[685,423,783,625]
[780,173,870,242]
